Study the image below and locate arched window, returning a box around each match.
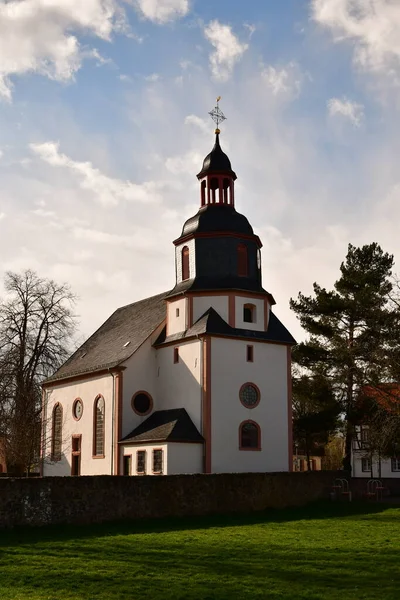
[238,244,248,277]
[210,177,218,203]
[243,303,256,323]
[201,180,207,206]
[93,396,105,457]
[52,403,63,461]
[223,178,230,204]
[239,421,261,450]
[182,246,190,281]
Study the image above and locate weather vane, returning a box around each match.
[208,96,226,134]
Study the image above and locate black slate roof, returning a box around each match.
[155,307,296,346]
[197,133,236,179]
[121,408,204,444]
[45,291,168,383]
[167,276,273,299]
[178,204,254,239]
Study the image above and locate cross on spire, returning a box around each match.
[208,96,226,133]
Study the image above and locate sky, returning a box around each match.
[1,0,400,343]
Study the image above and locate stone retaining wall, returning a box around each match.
[0,471,343,529]
[2,471,398,529]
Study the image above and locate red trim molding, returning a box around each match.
[228,293,235,326]
[43,366,125,388]
[239,420,262,451]
[114,372,123,475]
[174,230,262,249]
[131,391,153,416]
[287,346,293,472]
[264,298,269,331]
[239,382,261,409]
[188,296,194,329]
[202,336,212,473]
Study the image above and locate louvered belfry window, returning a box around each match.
[52,404,63,461]
[94,396,105,457]
[182,246,190,281]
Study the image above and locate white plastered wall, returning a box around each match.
[192,295,229,324]
[122,443,167,475]
[43,373,114,476]
[156,340,202,432]
[167,443,203,474]
[120,324,164,441]
[167,297,187,335]
[235,296,265,331]
[122,442,203,475]
[352,453,400,478]
[210,337,289,473]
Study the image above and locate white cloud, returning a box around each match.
[30,142,161,207]
[327,97,364,127]
[144,73,160,82]
[0,0,128,100]
[133,0,190,23]
[0,213,5,220]
[165,150,203,175]
[261,62,303,97]
[312,0,400,80]
[184,114,209,134]
[204,20,248,81]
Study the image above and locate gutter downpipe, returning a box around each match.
[197,334,206,472]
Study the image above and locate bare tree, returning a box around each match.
[0,270,77,475]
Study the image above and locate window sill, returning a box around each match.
[92,454,105,459]
[239,447,262,452]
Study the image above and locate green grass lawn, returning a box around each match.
[0,502,399,600]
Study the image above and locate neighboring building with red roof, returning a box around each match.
[352,384,400,478]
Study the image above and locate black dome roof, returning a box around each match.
[197,133,236,178]
[180,204,254,238]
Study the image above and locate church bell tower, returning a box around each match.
[167,99,273,307]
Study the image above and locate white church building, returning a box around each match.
[41,117,296,477]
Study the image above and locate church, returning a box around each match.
[41,104,296,477]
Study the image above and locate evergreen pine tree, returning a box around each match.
[290,243,398,471]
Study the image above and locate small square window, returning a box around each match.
[362,457,371,472]
[391,458,400,472]
[136,451,146,475]
[176,308,180,317]
[153,449,163,474]
[174,347,179,363]
[246,345,254,362]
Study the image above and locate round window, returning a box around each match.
[239,383,260,408]
[131,392,152,416]
[73,398,83,420]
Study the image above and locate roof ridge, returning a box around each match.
[115,290,170,312]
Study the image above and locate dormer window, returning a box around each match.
[182,246,190,281]
[237,244,248,277]
[243,304,256,323]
